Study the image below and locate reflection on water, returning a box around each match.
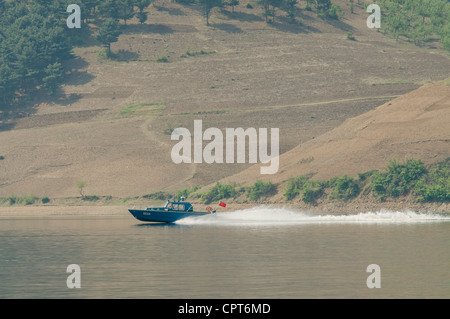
[0,208,449,298]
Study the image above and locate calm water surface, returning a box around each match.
[0,207,449,298]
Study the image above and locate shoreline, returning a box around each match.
[0,200,448,217]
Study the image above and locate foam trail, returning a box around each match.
[175,206,450,226]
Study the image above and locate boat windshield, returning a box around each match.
[162,201,191,211]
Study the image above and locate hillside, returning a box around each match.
[219,83,450,187]
[0,0,449,206]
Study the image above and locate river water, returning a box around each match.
[0,207,449,299]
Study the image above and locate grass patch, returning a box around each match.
[2,195,41,206]
[142,191,173,201]
[181,48,215,58]
[82,195,100,201]
[156,54,169,63]
[97,49,119,63]
[437,77,450,86]
[141,186,203,202]
[117,103,164,118]
[347,32,356,41]
[164,120,183,135]
[371,78,415,86]
[177,110,228,116]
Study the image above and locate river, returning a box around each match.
[0,207,449,299]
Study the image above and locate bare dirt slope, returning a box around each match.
[0,0,449,199]
[219,83,450,187]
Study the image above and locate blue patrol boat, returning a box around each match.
[129,197,216,223]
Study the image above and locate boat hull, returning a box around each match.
[129,209,210,223]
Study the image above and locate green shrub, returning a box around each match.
[284,176,325,203]
[200,182,237,204]
[284,175,310,200]
[82,195,99,201]
[0,155,4,160]
[143,191,172,201]
[23,195,38,205]
[347,32,356,41]
[283,158,448,203]
[175,186,202,200]
[414,158,450,202]
[301,181,324,204]
[41,196,50,204]
[327,4,342,19]
[358,170,377,181]
[156,55,168,63]
[248,180,277,201]
[371,159,427,199]
[329,175,360,201]
[7,195,17,205]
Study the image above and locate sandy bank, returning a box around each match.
[0,200,448,218]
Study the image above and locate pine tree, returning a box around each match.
[137,11,148,24]
[226,0,240,13]
[316,0,331,13]
[119,0,135,25]
[42,62,64,96]
[202,0,224,25]
[285,0,298,23]
[98,0,121,20]
[96,18,122,55]
[136,0,153,24]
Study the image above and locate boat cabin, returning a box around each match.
[146,198,193,212]
[164,200,194,212]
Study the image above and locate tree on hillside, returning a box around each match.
[0,2,73,106]
[316,0,331,12]
[119,0,136,25]
[137,10,148,24]
[304,0,315,11]
[136,0,153,24]
[42,62,64,96]
[0,0,6,13]
[439,24,450,51]
[285,0,298,23]
[383,2,409,40]
[136,0,153,12]
[96,18,122,55]
[225,0,240,13]
[202,0,224,25]
[381,0,449,50]
[257,0,287,23]
[82,0,100,15]
[77,181,86,198]
[98,0,122,20]
[270,0,285,23]
[257,0,271,23]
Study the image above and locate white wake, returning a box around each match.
[174,206,450,226]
